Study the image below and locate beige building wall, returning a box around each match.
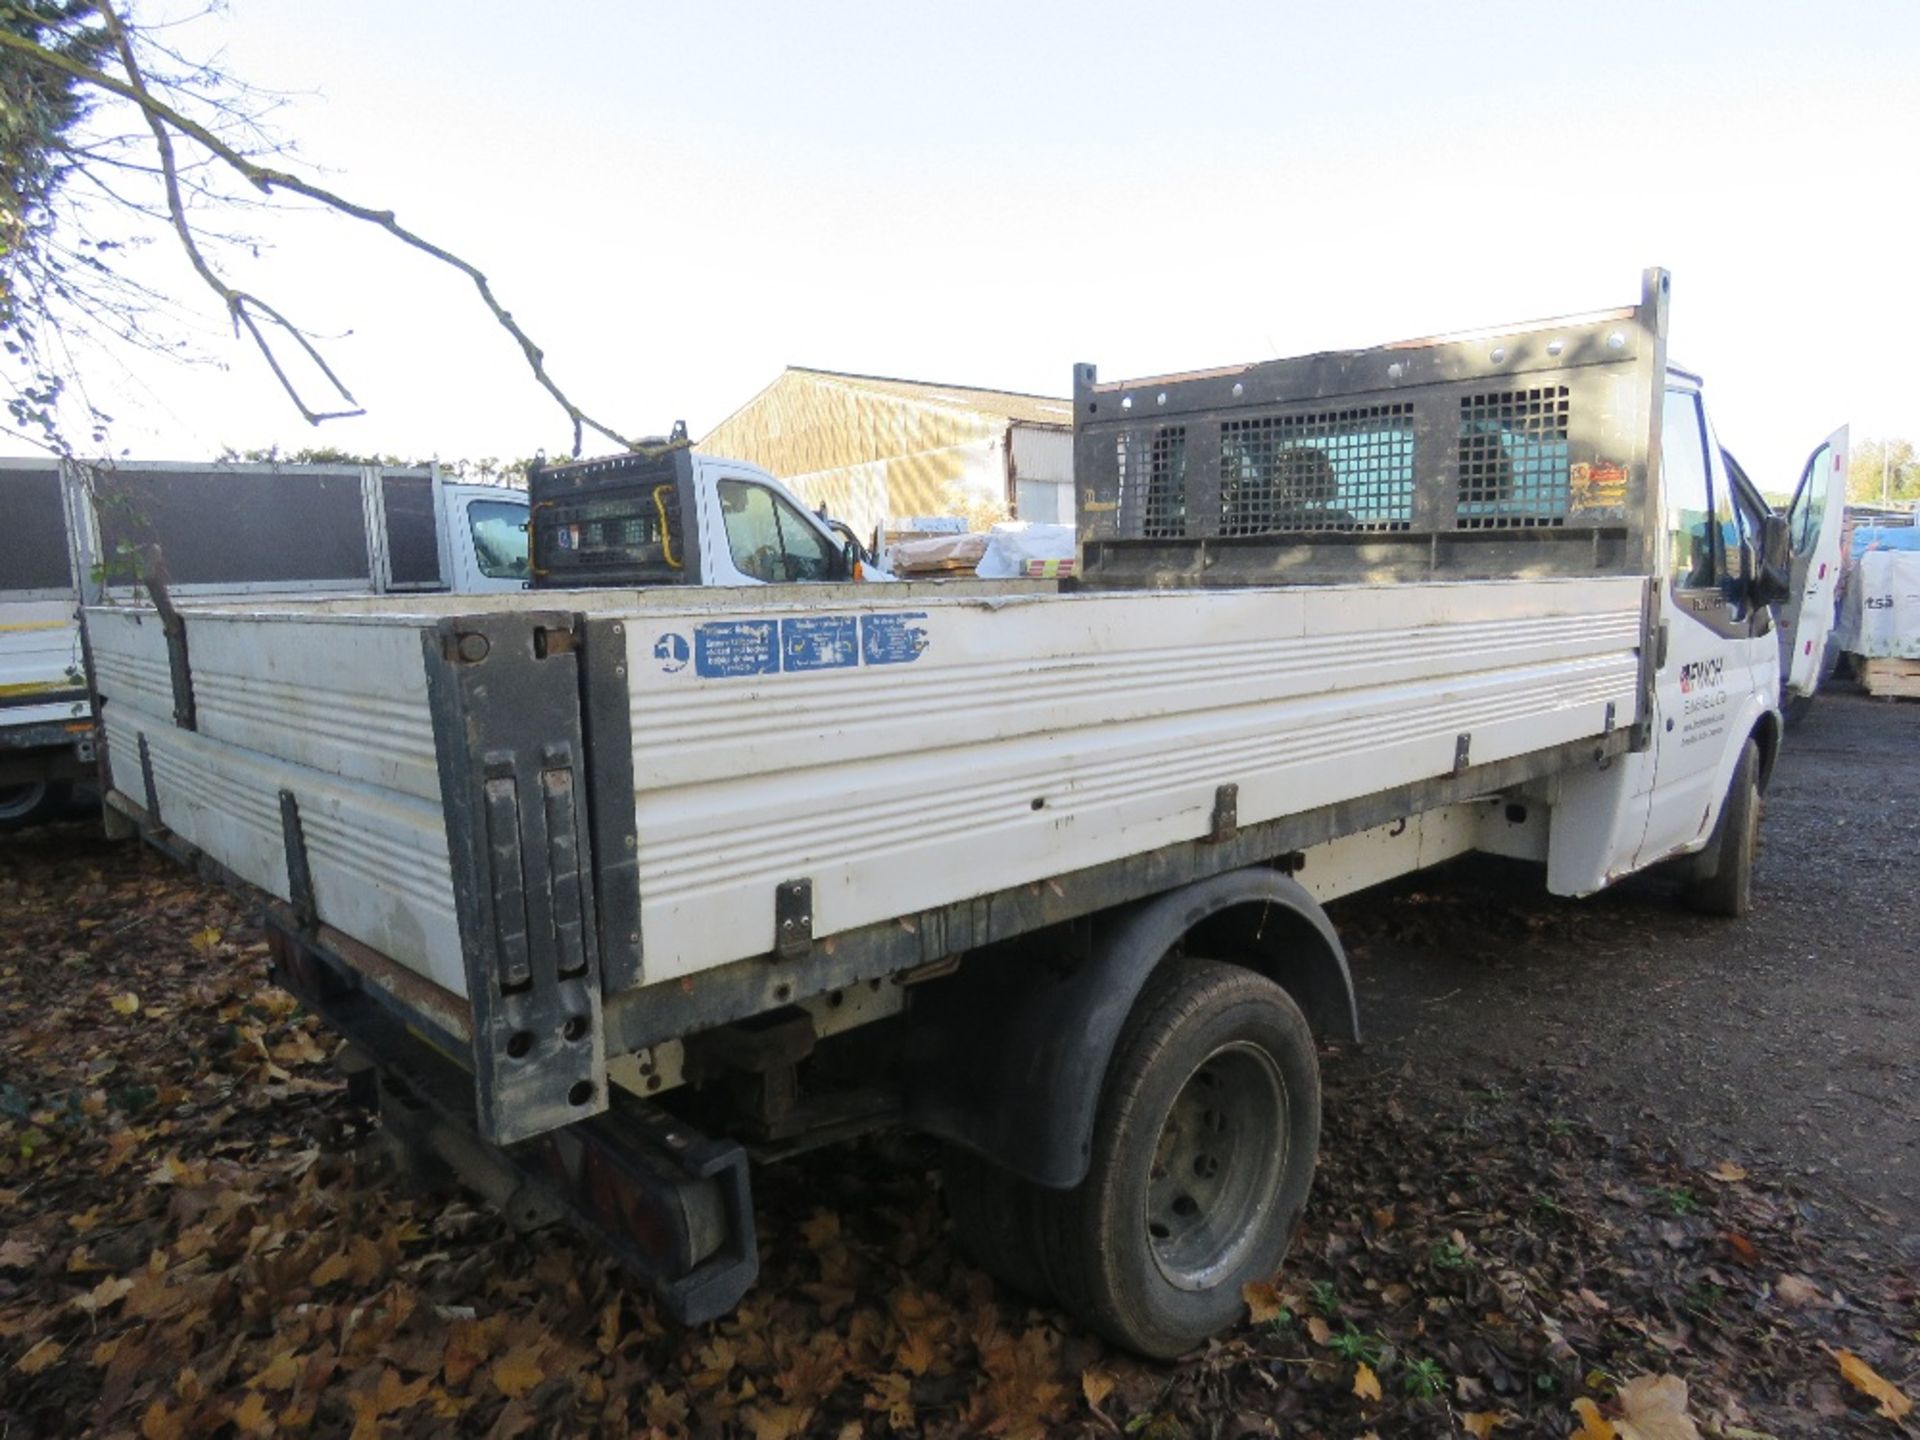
[701,369,1071,537]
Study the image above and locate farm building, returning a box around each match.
[699,367,1074,539]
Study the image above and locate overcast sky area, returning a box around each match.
[62,0,1920,494]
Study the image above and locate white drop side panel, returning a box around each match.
[88,607,464,994]
[620,578,1644,982]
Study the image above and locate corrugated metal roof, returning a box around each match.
[783,367,1074,430]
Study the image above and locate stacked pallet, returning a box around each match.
[1842,548,1920,700]
[1860,658,1920,700]
[887,532,988,577]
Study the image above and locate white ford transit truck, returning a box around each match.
[82,270,1829,1356]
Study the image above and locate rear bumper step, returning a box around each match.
[269,924,759,1324]
[111,794,759,1325]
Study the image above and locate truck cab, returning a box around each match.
[528,449,891,589]
[443,482,532,592]
[1624,368,1793,879]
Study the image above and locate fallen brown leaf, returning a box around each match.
[247,1351,302,1390]
[1571,1397,1616,1440]
[1352,1362,1381,1402]
[1242,1278,1284,1323]
[1827,1347,1912,1421]
[1614,1374,1702,1440]
[229,1390,271,1436]
[1774,1273,1823,1307]
[348,1367,429,1440]
[490,1344,546,1400]
[15,1337,64,1375]
[139,1398,189,1440]
[743,1403,812,1440]
[74,1273,133,1315]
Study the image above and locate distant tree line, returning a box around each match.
[1848,438,1918,506]
[214,445,538,487]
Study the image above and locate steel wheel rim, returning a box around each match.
[0,781,46,822]
[1144,1039,1288,1292]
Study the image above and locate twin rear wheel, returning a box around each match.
[944,959,1320,1359]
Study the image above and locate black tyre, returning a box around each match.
[1783,691,1814,728]
[941,1146,1051,1303]
[1687,738,1760,917]
[0,779,69,833]
[1026,959,1320,1358]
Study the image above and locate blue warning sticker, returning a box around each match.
[861,611,931,666]
[780,615,859,672]
[694,620,778,678]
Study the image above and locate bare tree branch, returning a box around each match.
[0,6,635,454]
[90,1,362,423]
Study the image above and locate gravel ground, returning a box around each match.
[1334,688,1920,1263]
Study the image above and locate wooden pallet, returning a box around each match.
[1860,657,1920,700]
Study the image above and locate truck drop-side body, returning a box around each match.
[0,458,92,825]
[0,459,528,828]
[82,271,1809,1347]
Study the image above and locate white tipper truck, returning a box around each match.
[82,270,1831,1356]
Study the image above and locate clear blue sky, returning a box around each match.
[84,0,1920,494]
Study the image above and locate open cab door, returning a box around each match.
[1777,427,1850,709]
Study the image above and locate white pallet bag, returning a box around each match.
[1854,550,1920,661]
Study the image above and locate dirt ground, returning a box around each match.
[1335,688,1920,1260]
[0,693,1915,1437]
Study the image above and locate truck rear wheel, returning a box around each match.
[1687,738,1760,918]
[1026,958,1319,1358]
[0,780,67,833]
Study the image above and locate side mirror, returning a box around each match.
[1747,514,1794,608]
[840,538,860,581]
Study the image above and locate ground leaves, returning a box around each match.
[2,821,1916,1438]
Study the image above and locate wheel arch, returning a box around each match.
[903,868,1355,1189]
